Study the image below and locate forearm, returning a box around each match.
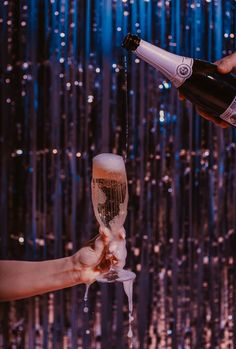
[0,257,82,301]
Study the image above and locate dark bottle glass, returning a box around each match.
[122,33,236,127]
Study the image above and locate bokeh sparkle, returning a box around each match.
[0,0,236,348]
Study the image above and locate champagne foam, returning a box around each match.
[92,153,126,180]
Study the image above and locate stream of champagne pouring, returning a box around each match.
[123,54,129,163]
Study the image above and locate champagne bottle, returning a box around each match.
[122,33,236,127]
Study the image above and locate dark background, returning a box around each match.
[0,0,236,348]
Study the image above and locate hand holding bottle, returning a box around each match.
[122,34,236,127]
[179,53,236,128]
[216,53,236,75]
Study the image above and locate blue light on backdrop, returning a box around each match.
[0,0,236,348]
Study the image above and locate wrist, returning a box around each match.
[50,256,83,290]
[69,255,83,285]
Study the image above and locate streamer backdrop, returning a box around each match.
[0,0,236,348]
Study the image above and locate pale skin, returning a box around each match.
[0,227,127,302]
[179,53,236,128]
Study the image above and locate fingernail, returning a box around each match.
[217,64,230,73]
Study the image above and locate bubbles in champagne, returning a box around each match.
[92,178,127,231]
[92,154,128,233]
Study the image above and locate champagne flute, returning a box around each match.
[91,153,135,283]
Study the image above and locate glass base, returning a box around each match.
[96,268,136,283]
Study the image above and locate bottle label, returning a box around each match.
[220,96,236,126]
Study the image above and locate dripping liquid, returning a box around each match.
[83,284,91,341]
[83,284,90,314]
[123,279,135,347]
[123,55,135,346]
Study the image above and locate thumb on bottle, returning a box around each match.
[215,59,233,74]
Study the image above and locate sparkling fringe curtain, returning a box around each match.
[0,0,236,348]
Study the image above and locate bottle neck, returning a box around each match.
[135,40,193,88]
